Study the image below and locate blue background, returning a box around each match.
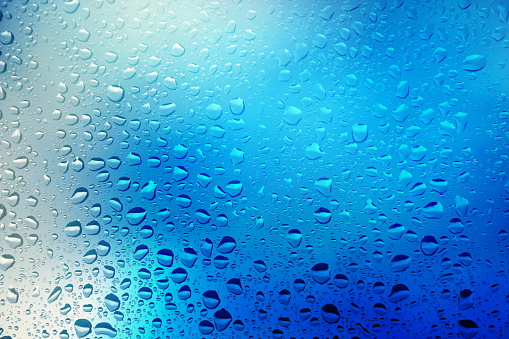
[0,0,508,338]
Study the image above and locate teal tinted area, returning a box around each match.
[1,0,508,338]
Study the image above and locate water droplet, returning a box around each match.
[106,85,125,102]
[171,43,186,57]
[462,54,486,72]
[70,188,89,204]
[74,319,92,338]
[0,31,14,44]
